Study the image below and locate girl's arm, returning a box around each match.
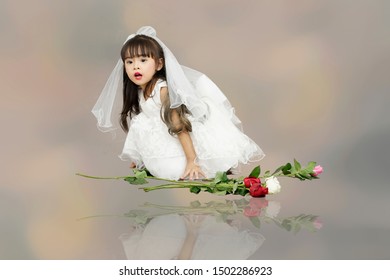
[176,122,205,180]
[160,87,205,180]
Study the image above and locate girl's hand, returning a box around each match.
[181,161,205,180]
[129,162,136,169]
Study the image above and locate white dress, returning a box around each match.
[120,79,264,180]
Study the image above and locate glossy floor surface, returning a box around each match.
[1,1,389,259]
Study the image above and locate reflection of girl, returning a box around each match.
[119,214,265,260]
[93,26,265,180]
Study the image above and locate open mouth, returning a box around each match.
[134,72,142,80]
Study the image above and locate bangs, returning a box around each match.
[121,35,162,60]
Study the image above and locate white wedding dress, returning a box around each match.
[120,70,264,180]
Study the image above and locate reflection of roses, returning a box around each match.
[243,177,261,188]
[249,197,269,209]
[243,206,261,217]
[313,217,323,230]
[265,176,281,194]
[243,198,269,217]
[265,201,281,218]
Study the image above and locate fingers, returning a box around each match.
[180,169,190,180]
[181,166,205,180]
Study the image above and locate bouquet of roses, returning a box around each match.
[77,159,323,197]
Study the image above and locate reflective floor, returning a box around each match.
[1,1,390,260]
[2,149,390,259]
[5,172,386,260]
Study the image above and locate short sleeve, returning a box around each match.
[151,79,167,104]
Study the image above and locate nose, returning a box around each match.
[133,60,140,70]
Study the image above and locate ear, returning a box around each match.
[156,58,164,71]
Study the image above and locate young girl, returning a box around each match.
[92,26,265,180]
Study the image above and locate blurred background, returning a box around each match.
[1,0,389,259]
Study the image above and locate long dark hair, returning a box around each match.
[119,35,191,135]
[120,35,166,132]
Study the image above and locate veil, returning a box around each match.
[92,26,242,132]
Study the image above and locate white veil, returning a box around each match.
[92,26,242,132]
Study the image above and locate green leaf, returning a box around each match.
[123,170,149,185]
[271,165,285,176]
[214,190,227,196]
[206,186,214,193]
[282,163,292,175]
[221,172,229,183]
[190,186,201,194]
[234,187,249,196]
[299,170,312,180]
[214,171,228,184]
[304,161,317,173]
[249,166,261,178]
[124,176,148,185]
[294,159,301,171]
[236,176,245,182]
[290,165,296,175]
[232,182,238,193]
[134,170,147,179]
[133,168,152,176]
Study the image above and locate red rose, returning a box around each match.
[249,182,269,197]
[243,177,261,188]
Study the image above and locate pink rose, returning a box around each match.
[312,165,323,177]
[243,177,261,188]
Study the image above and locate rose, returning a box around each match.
[77,158,322,197]
[243,177,261,188]
[249,182,268,197]
[243,177,268,197]
[265,176,281,194]
[311,165,323,177]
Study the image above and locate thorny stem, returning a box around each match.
[141,184,200,192]
[76,173,208,185]
[76,173,128,180]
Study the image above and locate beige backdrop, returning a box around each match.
[1,0,389,259]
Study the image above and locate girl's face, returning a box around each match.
[124,55,163,90]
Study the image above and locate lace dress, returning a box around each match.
[120,79,264,179]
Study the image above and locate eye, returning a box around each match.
[141,58,147,62]
[125,60,133,64]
